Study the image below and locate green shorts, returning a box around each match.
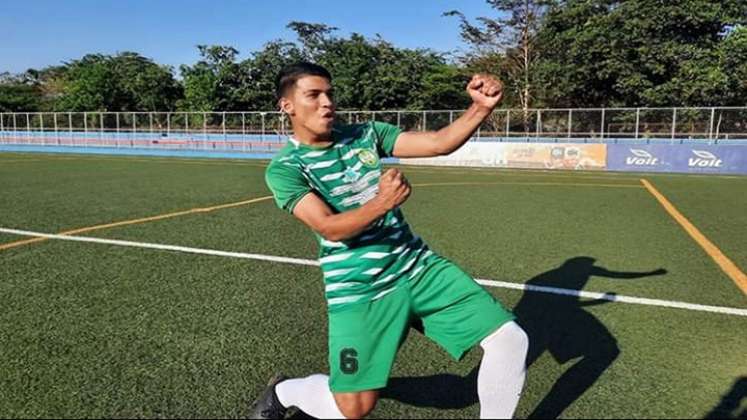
[327,253,515,393]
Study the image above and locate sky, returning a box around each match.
[0,0,499,74]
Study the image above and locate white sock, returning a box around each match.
[275,374,346,419]
[477,321,529,419]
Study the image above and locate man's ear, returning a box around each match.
[278,97,294,116]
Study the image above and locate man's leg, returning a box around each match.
[274,374,347,418]
[477,321,529,419]
[409,254,527,419]
[252,285,410,418]
[251,374,379,419]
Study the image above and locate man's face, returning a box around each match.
[281,75,336,138]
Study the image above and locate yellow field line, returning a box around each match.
[640,178,747,295]
[414,181,643,188]
[0,195,273,252]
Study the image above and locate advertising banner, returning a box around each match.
[400,142,507,168]
[400,142,607,170]
[500,143,607,170]
[607,145,747,175]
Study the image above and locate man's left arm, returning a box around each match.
[392,74,503,158]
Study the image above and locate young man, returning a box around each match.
[251,62,528,419]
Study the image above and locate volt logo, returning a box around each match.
[626,149,659,166]
[688,150,723,167]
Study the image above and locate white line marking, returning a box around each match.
[2,227,746,317]
[475,279,747,317]
[0,227,319,267]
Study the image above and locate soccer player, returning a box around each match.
[250,62,528,419]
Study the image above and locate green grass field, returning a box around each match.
[1,152,746,419]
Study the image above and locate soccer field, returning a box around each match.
[1,152,745,418]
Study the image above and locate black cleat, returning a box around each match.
[249,373,289,419]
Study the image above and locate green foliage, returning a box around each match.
[290,24,467,110]
[0,73,43,112]
[2,10,744,112]
[445,1,555,109]
[51,52,182,112]
[535,0,747,107]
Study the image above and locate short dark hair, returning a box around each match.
[275,62,332,100]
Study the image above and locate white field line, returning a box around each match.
[2,226,746,317]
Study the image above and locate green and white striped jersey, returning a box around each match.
[265,121,432,309]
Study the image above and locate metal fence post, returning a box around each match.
[567,109,572,138]
[68,112,72,146]
[671,108,677,141]
[505,109,510,138]
[261,112,265,142]
[242,112,247,152]
[536,109,541,138]
[54,113,59,144]
[708,107,715,141]
[600,108,605,140]
[40,113,45,145]
[167,112,170,136]
[132,113,136,146]
[635,108,640,139]
[397,111,401,129]
[203,112,208,149]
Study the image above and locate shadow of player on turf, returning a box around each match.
[514,256,666,419]
[704,377,747,419]
[379,256,665,418]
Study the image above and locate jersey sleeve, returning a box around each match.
[371,121,402,158]
[265,161,312,214]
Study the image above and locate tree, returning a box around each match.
[52,52,181,111]
[179,45,241,111]
[535,0,747,107]
[286,22,468,110]
[286,21,338,61]
[445,0,555,120]
[0,72,44,112]
[236,41,305,111]
[720,25,747,105]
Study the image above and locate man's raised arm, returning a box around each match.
[392,74,503,158]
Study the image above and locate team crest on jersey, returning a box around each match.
[358,149,379,168]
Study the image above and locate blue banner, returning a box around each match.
[607,144,747,175]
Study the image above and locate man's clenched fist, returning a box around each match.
[373,168,411,211]
[467,74,503,112]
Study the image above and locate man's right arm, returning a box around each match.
[292,169,411,242]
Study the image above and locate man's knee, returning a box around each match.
[482,322,529,352]
[333,390,379,418]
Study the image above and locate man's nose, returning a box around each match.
[320,93,334,107]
